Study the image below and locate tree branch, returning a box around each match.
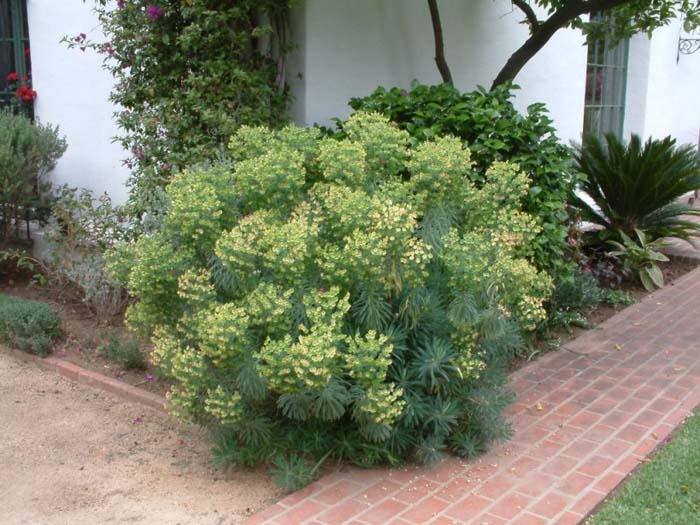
[492,0,632,88]
[512,0,540,32]
[427,0,454,85]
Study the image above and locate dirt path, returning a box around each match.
[0,350,280,525]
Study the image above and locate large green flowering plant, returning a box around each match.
[114,113,552,478]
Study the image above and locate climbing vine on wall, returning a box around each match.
[68,1,294,218]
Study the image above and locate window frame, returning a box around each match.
[0,0,30,107]
[583,30,630,139]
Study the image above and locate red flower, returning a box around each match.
[7,72,18,82]
[14,84,37,103]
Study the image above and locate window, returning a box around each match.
[0,0,30,107]
[583,31,629,139]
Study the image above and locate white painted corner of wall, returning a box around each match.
[27,0,129,203]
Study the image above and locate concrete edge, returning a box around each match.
[1,345,167,413]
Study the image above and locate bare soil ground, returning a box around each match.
[0,350,280,525]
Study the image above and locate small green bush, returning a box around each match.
[98,335,146,370]
[545,268,603,330]
[342,82,576,279]
[0,109,66,244]
[115,113,552,480]
[0,294,61,356]
[551,269,603,313]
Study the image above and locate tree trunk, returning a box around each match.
[427,0,453,85]
[491,0,632,89]
[491,21,561,88]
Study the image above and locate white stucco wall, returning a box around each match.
[26,0,129,203]
[642,18,700,147]
[289,0,589,144]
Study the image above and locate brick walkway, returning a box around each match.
[246,263,700,525]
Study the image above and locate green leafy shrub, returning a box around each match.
[342,82,576,278]
[98,335,146,370]
[608,229,669,291]
[0,109,66,244]
[0,294,61,356]
[68,0,293,218]
[115,113,552,481]
[572,133,700,245]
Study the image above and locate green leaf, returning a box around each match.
[311,381,350,421]
[644,265,665,289]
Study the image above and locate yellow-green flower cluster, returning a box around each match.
[197,303,249,365]
[125,234,192,335]
[165,169,223,247]
[442,229,552,331]
[177,268,216,311]
[407,136,474,211]
[318,140,368,188]
[204,386,244,425]
[259,288,349,393]
[345,331,393,388]
[357,383,405,426]
[450,324,485,380]
[243,282,294,336]
[342,111,409,178]
[233,146,305,213]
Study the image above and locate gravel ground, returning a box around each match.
[0,350,280,525]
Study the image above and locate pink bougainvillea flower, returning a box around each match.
[147,4,164,21]
[117,0,125,8]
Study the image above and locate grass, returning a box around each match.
[588,411,700,524]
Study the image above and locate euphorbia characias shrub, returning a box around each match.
[115,113,552,481]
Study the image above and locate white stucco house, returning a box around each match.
[2,1,699,203]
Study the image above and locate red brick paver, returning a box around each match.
[246,264,700,524]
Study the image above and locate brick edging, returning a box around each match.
[1,345,167,413]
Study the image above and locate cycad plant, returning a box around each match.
[572,133,700,245]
